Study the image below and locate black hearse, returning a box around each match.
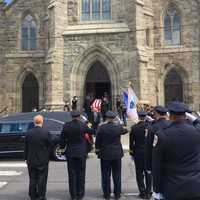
[0,112,72,160]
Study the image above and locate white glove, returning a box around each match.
[153,192,164,200]
[114,116,124,125]
[186,112,197,122]
[145,115,154,122]
[146,170,151,174]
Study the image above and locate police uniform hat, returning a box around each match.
[105,111,118,119]
[167,101,188,115]
[71,110,80,118]
[138,111,148,117]
[154,105,168,114]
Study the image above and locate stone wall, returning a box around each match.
[0,1,7,114]
[1,0,48,113]
[153,0,200,110]
[0,0,199,113]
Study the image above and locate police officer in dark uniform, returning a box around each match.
[129,111,151,199]
[145,106,170,172]
[152,101,200,200]
[60,111,94,200]
[95,111,128,200]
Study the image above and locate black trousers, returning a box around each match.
[28,164,48,200]
[67,157,86,199]
[134,151,152,195]
[100,159,122,198]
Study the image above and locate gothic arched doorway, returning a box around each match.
[85,61,111,99]
[164,69,183,105]
[22,73,39,112]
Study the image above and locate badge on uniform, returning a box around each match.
[153,135,158,147]
[145,129,148,138]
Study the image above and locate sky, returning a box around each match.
[5,0,13,4]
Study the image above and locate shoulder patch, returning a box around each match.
[153,135,158,147]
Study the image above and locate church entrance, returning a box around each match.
[164,68,183,105]
[22,73,39,112]
[85,61,111,99]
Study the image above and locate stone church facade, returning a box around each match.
[0,0,200,114]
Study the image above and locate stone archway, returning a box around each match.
[22,73,39,112]
[85,61,111,99]
[164,68,183,105]
[70,46,120,108]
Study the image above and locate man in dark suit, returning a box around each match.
[152,101,200,200]
[60,111,93,200]
[129,111,151,199]
[95,111,128,200]
[25,115,52,200]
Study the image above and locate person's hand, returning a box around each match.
[186,112,197,122]
[87,122,92,128]
[114,116,123,125]
[146,170,151,175]
[145,115,154,122]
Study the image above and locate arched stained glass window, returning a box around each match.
[92,0,100,20]
[82,0,90,21]
[21,15,37,51]
[164,14,172,41]
[164,6,181,45]
[81,0,111,21]
[102,0,111,20]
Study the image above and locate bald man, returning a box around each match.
[25,115,52,200]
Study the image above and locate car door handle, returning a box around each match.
[21,136,25,139]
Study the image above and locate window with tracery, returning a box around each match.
[82,0,111,21]
[164,6,181,45]
[21,15,37,51]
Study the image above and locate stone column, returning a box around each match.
[135,0,156,105]
[44,0,67,111]
[0,1,8,114]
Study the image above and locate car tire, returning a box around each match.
[53,144,66,161]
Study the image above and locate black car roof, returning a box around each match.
[0,112,72,131]
[0,112,72,123]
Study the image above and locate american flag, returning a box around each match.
[91,99,102,113]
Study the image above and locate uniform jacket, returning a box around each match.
[152,120,200,200]
[95,122,128,160]
[60,119,93,158]
[91,112,101,126]
[129,120,147,156]
[193,118,200,130]
[145,118,170,170]
[24,126,52,166]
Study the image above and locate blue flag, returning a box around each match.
[123,91,128,108]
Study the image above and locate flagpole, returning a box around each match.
[128,81,133,89]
